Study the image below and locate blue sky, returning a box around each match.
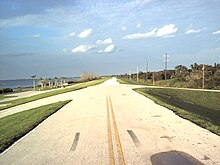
[0,0,220,79]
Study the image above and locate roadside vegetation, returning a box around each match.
[117,63,220,89]
[0,77,109,111]
[68,72,101,84]
[0,100,71,153]
[0,95,16,101]
[0,88,13,94]
[117,77,152,85]
[134,87,220,136]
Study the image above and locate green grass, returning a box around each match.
[117,77,152,85]
[0,100,71,153]
[0,78,109,111]
[134,87,220,136]
[0,95,16,100]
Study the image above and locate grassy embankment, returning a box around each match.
[117,77,220,135]
[0,100,71,153]
[117,77,220,89]
[117,77,152,85]
[0,95,16,101]
[0,77,109,111]
[134,88,220,136]
[118,77,190,88]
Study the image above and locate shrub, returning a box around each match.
[0,88,13,94]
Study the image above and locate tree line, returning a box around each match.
[118,63,220,89]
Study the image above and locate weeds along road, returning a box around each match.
[0,78,220,165]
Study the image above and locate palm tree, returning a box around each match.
[191,63,199,71]
[54,77,58,87]
[31,75,36,91]
[175,65,187,74]
[48,78,52,88]
[39,77,46,89]
[60,76,66,86]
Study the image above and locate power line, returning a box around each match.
[129,70,131,80]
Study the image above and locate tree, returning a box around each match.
[39,77,46,89]
[174,65,188,81]
[48,78,52,87]
[54,77,58,87]
[80,72,100,81]
[175,65,187,72]
[190,63,199,70]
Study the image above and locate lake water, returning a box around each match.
[0,77,80,89]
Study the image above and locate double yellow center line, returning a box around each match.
[106,96,125,165]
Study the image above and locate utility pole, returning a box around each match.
[202,64,205,89]
[137,66,139,82]
[164,53,168,80]
[31,75,36,91]
[129,70,131,80]
[145,62,148,82]
[33,77,35,91]
[152,72,155,85]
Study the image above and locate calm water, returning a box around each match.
[0,77,80,89]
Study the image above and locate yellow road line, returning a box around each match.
[106,96,115,165]
[109,96,125,165]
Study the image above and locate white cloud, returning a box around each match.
[72,45,95,53]
[0,8,91,29]
[96,38,113,45]
[124,28,157,39]
[103,44,115,53]
[213,30,220,35]
[96,38,115,53]
[78,28,92,38]
[121,26,127,31]
[156,24,177,37]
[0,2,150,29]
[136,23,141,28]
[32,34,40,38]
[185,28,205,34]
[124,24,177,39]
[69,32,75,37]
[98,44,115,53]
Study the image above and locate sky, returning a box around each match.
[0,0,220,79]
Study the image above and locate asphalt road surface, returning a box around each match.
[0,78,220,165]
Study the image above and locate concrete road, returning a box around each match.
[0,78,220,165]
[0,84,83,118]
